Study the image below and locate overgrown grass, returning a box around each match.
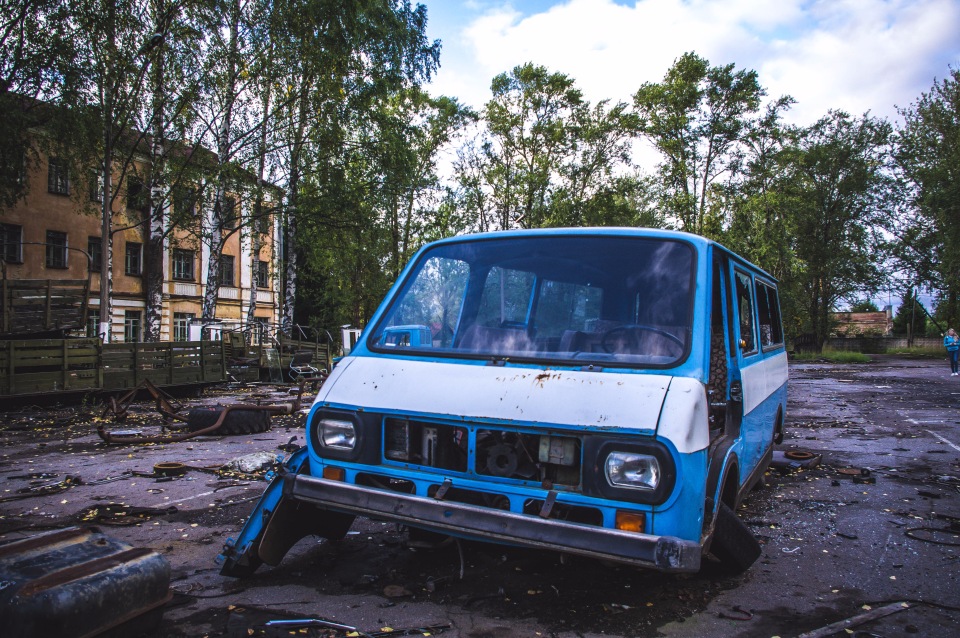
[790,350,872,363]
[884,346,944,357]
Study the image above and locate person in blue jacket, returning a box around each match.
[945,328,959,376]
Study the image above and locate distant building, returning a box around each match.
[0,140,281,342]
[830,307,894,337]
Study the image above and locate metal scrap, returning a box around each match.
[97,380,307,445]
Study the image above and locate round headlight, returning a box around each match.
[605,451,660,490]
[319,418,356,450]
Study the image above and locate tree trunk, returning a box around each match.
[203,0,239,320]
[247,71,272,331]
[280,84,309,336]
[145,11,166,341]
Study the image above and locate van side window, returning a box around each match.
[756,281,784,348]
[734,270,756,354]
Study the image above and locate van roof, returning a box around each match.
[429,227,777,282]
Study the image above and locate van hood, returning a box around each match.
[315,356,672,433]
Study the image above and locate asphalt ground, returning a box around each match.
[1,355,958,638]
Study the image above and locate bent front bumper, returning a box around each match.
[288,474,702,573]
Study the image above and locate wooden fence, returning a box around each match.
[102,340,226,390]
[0,338,226,397]
[0,278,90,335]
[0,338,101,395]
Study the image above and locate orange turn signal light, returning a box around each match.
[322,466,345,481]
[615,510,646,533]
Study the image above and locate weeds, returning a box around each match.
[790,350,872,363]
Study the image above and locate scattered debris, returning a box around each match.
[717,605,753,621]
[97,380,308,445]
[221,451,280,474]
[0,527,171,638]
[905,526,960,547]
[797,601,910,638]
[771,450,822,471]
[78,503,178,525]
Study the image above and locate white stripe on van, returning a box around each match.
[741,351,788,414]
[315,356,672,433]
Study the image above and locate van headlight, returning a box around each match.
[605,451,660,490]
[319,419,357,450]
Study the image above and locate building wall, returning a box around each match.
[0,144,281,342]
[830,310,894,336]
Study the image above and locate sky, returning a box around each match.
[422,0,960,126]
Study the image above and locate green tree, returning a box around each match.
[895,68,960,329]
[892,289,927,339]
[373,89,475,279]
[850,299,880,312]
[483,63,583,230]
[633,52,766,236]
[783,111,895,350]
[455,63,640,232]
[550,100,639,227]
[0,0,86,208]
[725,98,795,278]
[280,0,440,334]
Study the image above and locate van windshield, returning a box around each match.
[369,235,695,368]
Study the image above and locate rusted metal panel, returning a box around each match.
[0,526,171,638]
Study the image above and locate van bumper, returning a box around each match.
[288,474,702,573]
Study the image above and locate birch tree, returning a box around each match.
[633,52,765,236]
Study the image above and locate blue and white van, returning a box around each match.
[220,228,788,575]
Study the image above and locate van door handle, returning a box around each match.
[730,381,743,402]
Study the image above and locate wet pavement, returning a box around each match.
[1,355,958,637]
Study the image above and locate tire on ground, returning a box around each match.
[710,502,761,573]
[187,407,272,435]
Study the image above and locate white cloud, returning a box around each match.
[428,0,960,125]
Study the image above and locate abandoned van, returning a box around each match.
[220,228,788,575]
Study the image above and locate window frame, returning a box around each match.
[87,236,102,272]
[173,312,195,342]
[0,223,23,264]
[219,254,235,287]
[47,157,69,195]
[126,175,149,216]
[88,171,103,203]
[124,241,142,276]
[124,310,142,342]
[733,268,758,356]
[45,230,68,269]
[756,279,785,351]
[255,260,269,288]
[173,186,198,219]
[172,248,195,281]
[221,196,238,230]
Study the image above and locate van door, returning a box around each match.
[704,251,741,516]
[732,268,765,474]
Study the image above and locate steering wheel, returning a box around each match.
[600,324,684,355]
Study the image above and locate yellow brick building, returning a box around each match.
[0,145,281,342]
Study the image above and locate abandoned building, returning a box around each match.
[0,139,282,342]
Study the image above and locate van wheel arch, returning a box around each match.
[708,462,761,572]
[773,407,785,444]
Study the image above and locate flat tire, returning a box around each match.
[710,502,761,573]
